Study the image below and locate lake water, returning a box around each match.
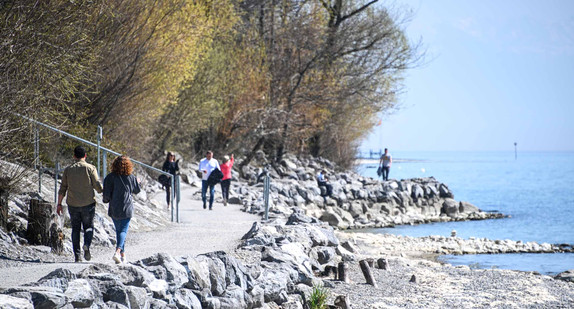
[356,151,574,275]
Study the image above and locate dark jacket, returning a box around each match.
[103,173,141,219]
[162,160,179,176]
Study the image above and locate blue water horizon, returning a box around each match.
[356,151,574,275]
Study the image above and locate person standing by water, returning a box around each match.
[219,154,234,206]
[103,155,141,264]
[198,151,220,210]
[57,146,103,262]
[379,148,392,181]
[161,152,179,208]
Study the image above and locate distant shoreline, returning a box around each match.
[355,158,426,165]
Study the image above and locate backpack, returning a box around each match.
[207,168,223,186]
[158,174,171,188]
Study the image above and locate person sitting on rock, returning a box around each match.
[316,170,333,199]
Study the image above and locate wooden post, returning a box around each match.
[334,295,351,309]
[338,262,349,283]
[26,199,52,245]
[366,258,375,268]
[359,259,377,287]
[49,222,64,254]
[377,258,388,270]
[26,199,63,254]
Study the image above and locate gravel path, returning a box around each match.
[0,183,260,288]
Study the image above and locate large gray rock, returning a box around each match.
[0,294,34,309]
[202,251,251,290]
[173,288,202,309]
[185,256,212,291]
[442,199,459,217]
[125,286,150,309]
[555,270,574,282]
[459,201,479,213]
[64,279,94,308]
[137,252,189,289]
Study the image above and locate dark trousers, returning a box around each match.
[68,203,96,257]
[318,181,333,197]
[202,180,215,208]
[220,179,231,201]
[382,166,390,181]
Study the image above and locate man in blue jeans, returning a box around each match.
[57,146,103,262]
[198,151,220,210]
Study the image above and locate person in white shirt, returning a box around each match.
[379,148,392,181]
[198,151,220,210]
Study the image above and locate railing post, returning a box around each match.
[102,150,107,179]
[176,175,180,223]
[38,167,42,194]
[97,126,102,176]
[54,162,59,203]
[34,127,39,170]
[264,171,270,220]
[171,176,175,222]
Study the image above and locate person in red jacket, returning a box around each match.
[219,154,234,206]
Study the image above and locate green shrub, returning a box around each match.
[308,284,330,309]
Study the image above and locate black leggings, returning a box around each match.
[220,179,231,200]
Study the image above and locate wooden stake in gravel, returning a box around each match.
[377,258,388,270]
[334,295,351,309]
[359,259,377,287]
[338,262,349,283]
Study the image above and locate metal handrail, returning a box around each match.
[16,113,180,222]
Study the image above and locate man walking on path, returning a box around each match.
[57,146,103,262]
[199,151,220,210]
[379,148,392,181]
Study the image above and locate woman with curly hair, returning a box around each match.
[103,155,141,264]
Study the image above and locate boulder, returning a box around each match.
[0,294,33,309]
[459,201,479,213]
[173,288,202,309]
[137,252,188,289]
[555,270,574,283]
[441,199,459,218]
[64,279,94,308]
[125,286,150,309]
[439,184,454,198]
[185,256,212,291]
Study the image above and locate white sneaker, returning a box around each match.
[112,253,121,264]
[121,254,127,264]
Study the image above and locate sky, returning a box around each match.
[361,0,574,152]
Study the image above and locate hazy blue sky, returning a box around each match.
[361,0,574,152]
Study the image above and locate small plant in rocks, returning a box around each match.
[307,284,330,309]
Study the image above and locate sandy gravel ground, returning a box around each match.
[0,183,260,288]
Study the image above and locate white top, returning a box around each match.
[381,153,392,167]
[199,158,220,181]
[317,172,327,182]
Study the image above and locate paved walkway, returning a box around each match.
[0,183,260,288]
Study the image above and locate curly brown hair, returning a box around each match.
[111,155,133,176]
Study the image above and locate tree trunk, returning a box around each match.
[359,259,377,287]
[26,199,64,254]
[0,186,8,231]
[239,136,265,179]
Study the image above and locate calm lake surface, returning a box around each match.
[356,151,574,275]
